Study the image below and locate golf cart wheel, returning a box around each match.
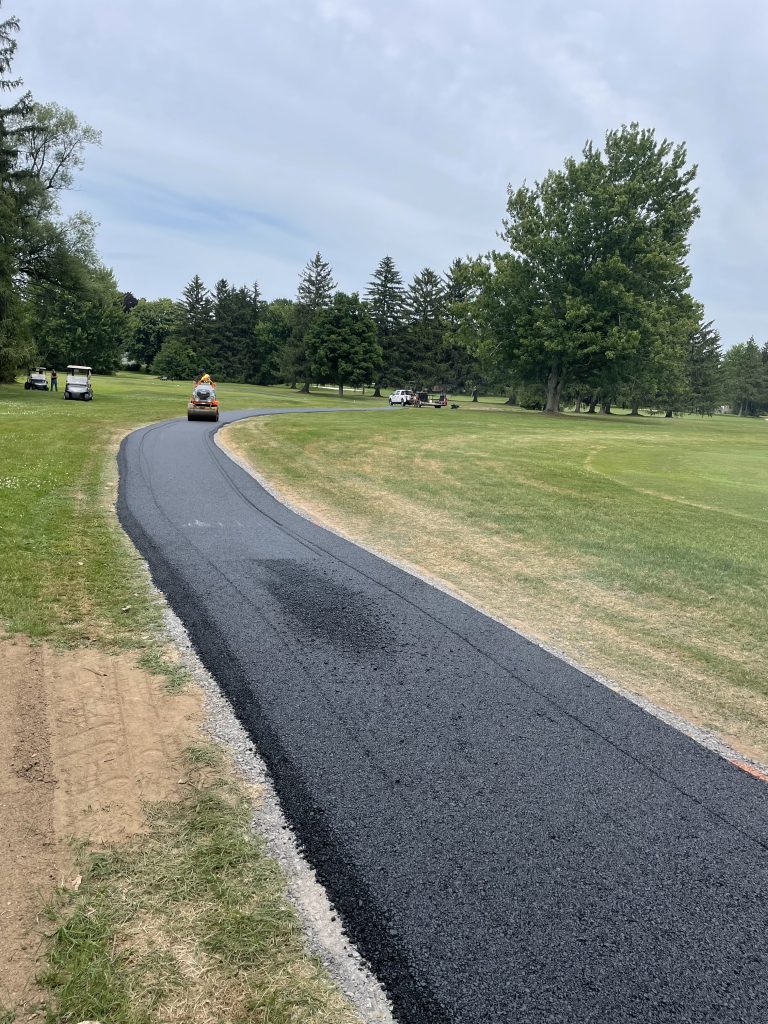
[64,391,69,399]
[24,381,30,389]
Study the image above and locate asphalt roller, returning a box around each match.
[187,381,219,421]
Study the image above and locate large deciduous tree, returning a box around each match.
[306,291,381,396]
[245,297,291,385]
[486,124,700,412]
[151,338,199,380]
[0,6,103,380]
[125,297,175,368]
[30,265,125,374]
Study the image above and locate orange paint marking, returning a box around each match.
[729,759,768,783]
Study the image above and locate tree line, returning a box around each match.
[3,2,767,415]
[130,253,480,399]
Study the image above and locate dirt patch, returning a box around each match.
[0,637,202,1015]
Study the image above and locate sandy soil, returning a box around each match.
[0,638,202,1016]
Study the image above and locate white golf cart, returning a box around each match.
[24,367,49,391]
[64,365,94,401]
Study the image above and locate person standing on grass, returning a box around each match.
[50,369,58,392]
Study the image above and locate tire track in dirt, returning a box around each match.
[0,638,201,1014]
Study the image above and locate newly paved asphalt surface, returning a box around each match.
[118,408,768,1024]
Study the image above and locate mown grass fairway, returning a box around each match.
[0,373,374,650]
[225,405,768,763]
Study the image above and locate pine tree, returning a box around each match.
[297,251,336,310]
[365,255,406,392]
[293,252,336,392]
[209,279,261,381]
[721,337,766,416]
[174,275,213,374]
[686,320,722,414]
[441,257,481,390]
[403,267,446,386]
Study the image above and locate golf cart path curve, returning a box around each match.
[117,407,768,1024]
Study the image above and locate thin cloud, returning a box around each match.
[14,0,768,344]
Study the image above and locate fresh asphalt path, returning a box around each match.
[118,407,768,1024]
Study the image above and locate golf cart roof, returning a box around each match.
[66,364,92,372]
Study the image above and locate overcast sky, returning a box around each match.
[16,0,768,346]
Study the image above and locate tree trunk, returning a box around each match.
[601,400,612,415]
[504,394,515,405]
[300,381,310,394]
[630,400,641,416]
[373,383,381,397]
[471,388,478,402]
[573,395,581,414]
[587,395,598,414]
[338,383,344,397]
[290,381,297,390]
[665,409,673,418]
[544,364,562,414]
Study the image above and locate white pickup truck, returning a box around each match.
[389,389,413,406]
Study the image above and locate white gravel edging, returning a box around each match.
[160,597,397,1024]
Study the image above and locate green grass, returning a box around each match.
[0,372,382,649]
[41,747,361,1024]
[225,404,768,761]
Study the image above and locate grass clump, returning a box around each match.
[137,646,193,693]
[40,747,361,1024]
